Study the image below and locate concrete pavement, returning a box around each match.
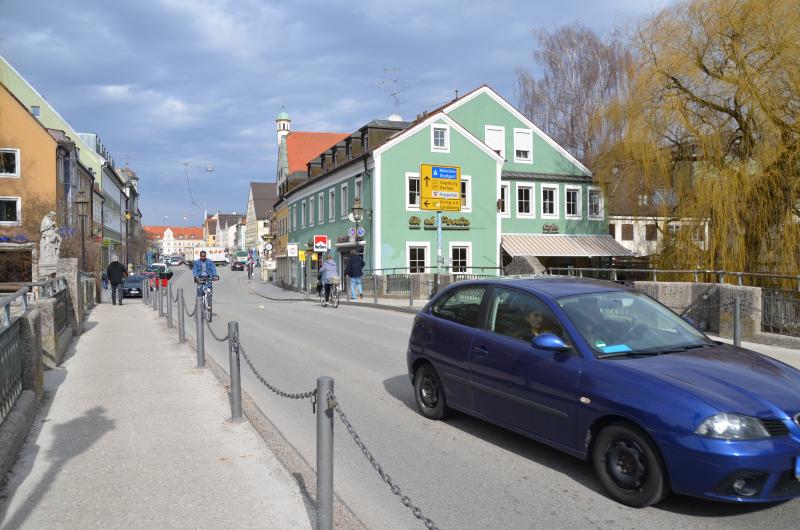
[0,300,312,529]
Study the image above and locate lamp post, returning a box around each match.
[75,188,90,271]
[351,197,364,257]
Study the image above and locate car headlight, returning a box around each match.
[695,413,770,439]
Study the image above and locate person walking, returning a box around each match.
[320,254,338,303]
[344,250,365,300]
[106,256,127,306]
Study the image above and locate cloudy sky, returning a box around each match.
[2,0,667,226]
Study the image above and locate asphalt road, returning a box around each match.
[169,267,800,530]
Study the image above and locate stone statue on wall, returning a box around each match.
[39,211,62,277]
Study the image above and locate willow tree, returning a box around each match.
[597,0,800,275]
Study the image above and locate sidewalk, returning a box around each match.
[0,302,311,529]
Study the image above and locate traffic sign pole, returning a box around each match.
[437,210,443,274]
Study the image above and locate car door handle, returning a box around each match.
[472,346,489,357]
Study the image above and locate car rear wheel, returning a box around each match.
[414,364,450,420]
[592,422,669,507]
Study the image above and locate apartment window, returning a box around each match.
[621,224,634,241]
[668,223,680,236]
[450,242,471,273]
[638,194,649,207]
[308,196,314,226]
[0,149,20,177]
[513,129,533,163]
[499,183,509,215]
[460,175,471,211]
[588,188,603,219]
[608,223,616,237]
[340,184,348,218]
[517,185,533,216]
[644,224,657,241]
[541,186,558,218]
[301,201,306,228]
[318,192,324,224]
[328,189,336,221]
[355,177,363,202]
[565,187,581,218]
[406,173,420,209]
[431,124,450,152]
[0,197,21,225]
[408,244,428,273]
[31,106,40,118]
[485,126,505,158]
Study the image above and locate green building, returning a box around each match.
[281,85,629,289]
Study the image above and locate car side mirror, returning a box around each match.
[531,333,570,352]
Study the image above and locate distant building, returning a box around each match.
[245,182,277,252]
[143,225,204,260]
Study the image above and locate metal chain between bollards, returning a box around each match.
[327,391,440,530]
[171,289,179,303]
[236,340,318,401]
[205,319,229,342]
[182,292,196,317]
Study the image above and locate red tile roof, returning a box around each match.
[142,226,203,239]
[286,132,348,173]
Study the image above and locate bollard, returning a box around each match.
[177,289,186,343]
[153,283,158,311]
[228,321,243,422]
[196,297,205,367]
[733,295,741,347]
[143,283,148,305]
[158,285,165,317]
[167,284,173,328]
[316,376,334,530]
[433,273,439,296]
[409,275,414,307]
[372,275,378,304]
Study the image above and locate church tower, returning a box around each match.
[276,107,291,145]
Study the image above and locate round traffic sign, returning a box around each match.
[348,227,356,237]
[357,227,365,237]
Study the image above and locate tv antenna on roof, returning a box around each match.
[380,67,416,118]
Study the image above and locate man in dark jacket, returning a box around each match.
[344,250,365,300]
[106,256,128,306]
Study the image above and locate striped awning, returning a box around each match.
[502,234,633,258]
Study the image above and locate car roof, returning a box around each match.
[453,276,632,299]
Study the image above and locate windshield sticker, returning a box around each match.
[601,344,632,354]
[595,341,607,348]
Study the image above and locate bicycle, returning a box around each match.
[196,275,216,322]
[319,277,341,308]
[247,262,254,280]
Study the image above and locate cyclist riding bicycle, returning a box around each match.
[192,250,219,296]
[246,251,255,279]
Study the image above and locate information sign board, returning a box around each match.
[420,164,461,211]
[287,243,298,257]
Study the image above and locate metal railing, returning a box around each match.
[762,289,800,337]
[150,284,441,529]
[547,267,800,291]
[0,288,30,425]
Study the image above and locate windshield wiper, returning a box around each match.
[656,343,713,355]
[597,350,660,359]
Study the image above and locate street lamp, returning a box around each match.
[351,197,364,257]
[75,188,90,271]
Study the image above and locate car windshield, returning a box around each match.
[125,275,145,282]
[557,290,712,358]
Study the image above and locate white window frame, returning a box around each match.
[354,176,363,202]
[0,196,22,226]
[513,128,533,164]
[405,172,420,211]
[499,181,510,217]
[317,192,324,225]
[308,196,315,227]
[430,124,450,153]
[328,188,335,222]
[484,125,505,159]
[540,184,559,219]
[406,241,430,273]
[516,184,535,218]
[459,175,472,213]
[588,186,604,220]
[565,186,582,219]
[301,201,306,228]
[0,148,21,178]
[340,183,349,219]
[291,206,296,231]
[448,241,472,274]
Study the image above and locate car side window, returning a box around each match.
[431,286,486,328]
[488,288,564,343]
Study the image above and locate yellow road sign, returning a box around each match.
[298,250,306,262]
[420,164,461,211]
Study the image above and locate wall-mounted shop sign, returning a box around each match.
[409,216,471,230]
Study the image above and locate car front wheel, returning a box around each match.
[592,421,669,507]
[413,364,450,420]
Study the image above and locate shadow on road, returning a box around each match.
[381,374,791,518]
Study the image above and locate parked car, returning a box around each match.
[168,256,183,267]
[407,277,800,507]
[231,250,248,271]
[122,274,146,298]
[145,263,173,288]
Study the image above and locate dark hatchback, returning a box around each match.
[122,275,146,298]
[407,277,800,507]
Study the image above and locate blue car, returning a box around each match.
[406,277,800,507]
